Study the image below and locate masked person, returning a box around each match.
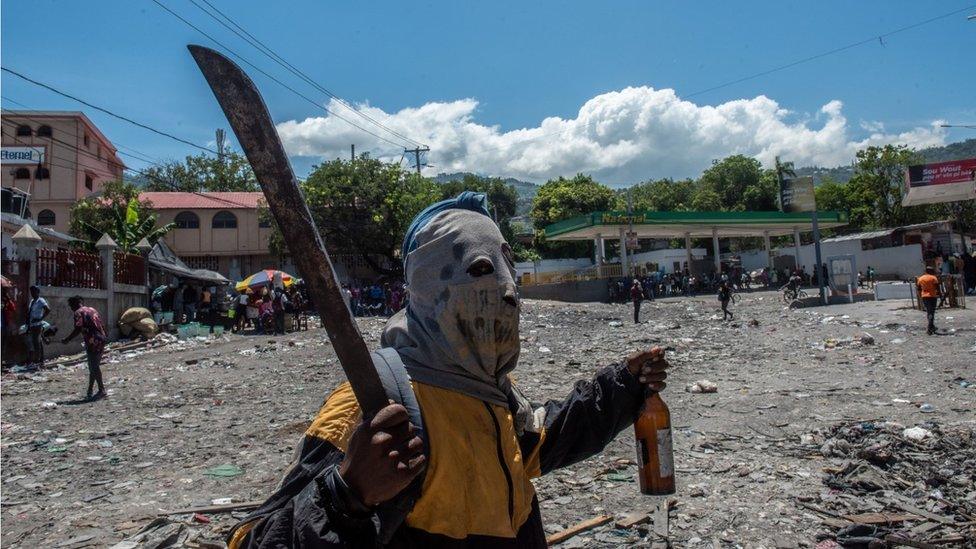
[226,192,670,548]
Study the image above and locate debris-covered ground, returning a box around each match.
[2,291,974,548]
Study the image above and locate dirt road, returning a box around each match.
[2,291,973,547]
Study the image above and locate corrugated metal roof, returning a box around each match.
[822,229,894,243]
[139,192,264,210]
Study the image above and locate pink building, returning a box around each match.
[1,111,124,234]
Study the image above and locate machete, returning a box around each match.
[187,44,388,417]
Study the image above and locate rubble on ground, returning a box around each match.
[2,291,973,547]
[795,421,975,547]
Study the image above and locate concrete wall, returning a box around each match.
[519,278,609,303]
[767,241,924,280]
[34,287,107,358]
[156,208,272,256]
[34,283,149,358]
[628,248,708,273]
[514,258,593,278]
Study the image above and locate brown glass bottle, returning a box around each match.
[634,391,675,495]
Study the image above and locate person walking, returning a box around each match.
[234,290,250,333]
[718,280,734,321]
[917,265,941,335]
[61,296,108,401]
[630,278,644,324]
[25,285,51,369]
[272,288,289,335]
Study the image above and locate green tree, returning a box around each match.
[813,176,851,213]
[530,174,615,258]
[623,178,696,211]
[142,160,199,191]
[269,156,440,276]
[143,130,257,192]
[847,144,922,228]
[697,155,765,211]
[69,180,174,252]
[531,174,616,229]
[742,170,780,211]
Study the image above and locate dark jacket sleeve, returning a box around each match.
[229,439,378,548]
[536,363,644,475]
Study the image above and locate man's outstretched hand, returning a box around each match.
[626,346,670,392]
[339,403,426,508]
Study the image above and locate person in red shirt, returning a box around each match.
[916,266,942,335]
[61,296,108,401]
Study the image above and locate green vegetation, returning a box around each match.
[69,180,174,252]
[142,130,258,192]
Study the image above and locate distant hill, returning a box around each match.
[433,172,540,215]
[796,138,976,184]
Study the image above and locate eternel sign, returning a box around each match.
[0,146,46,164]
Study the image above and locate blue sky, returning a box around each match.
[2,1,974,184]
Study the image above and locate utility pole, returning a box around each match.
[776,156,826,304]
[626,187,635,277]
[351,144,355,161]
[404,146,430,176]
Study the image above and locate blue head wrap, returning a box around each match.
[401,191,491,262]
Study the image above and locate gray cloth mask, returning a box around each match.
[381,209,520,407]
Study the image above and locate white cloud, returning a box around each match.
[276,87,946,184]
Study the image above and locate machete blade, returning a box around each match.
[187,44,388,416]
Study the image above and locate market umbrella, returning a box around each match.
[235,269,295,292]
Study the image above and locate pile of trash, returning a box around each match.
[799,421,975,547]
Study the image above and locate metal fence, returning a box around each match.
[36,248,104,289]
[114,251,146,286]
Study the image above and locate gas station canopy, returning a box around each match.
[544,210,849,240]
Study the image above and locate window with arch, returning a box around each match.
[211,210,238,229]
[35,167,50,180]
[174,211,200,229]
[37,125,53,137]
[84,175,94,191]
[16,125,32,137]
[14,168,31,179]
[37,209,56,226]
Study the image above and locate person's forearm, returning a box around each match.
[64,328,81,342]
[536,363,644,475]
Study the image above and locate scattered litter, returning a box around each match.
[901,426,931,441]
[203,464,244,478]
[686,380,717,394]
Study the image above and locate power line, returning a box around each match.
[190,0,426,148]
[683,4,976,100]
[2,95,168,168]
[1,67,220,155]
[149,0,412,150]
[474,4,976,154]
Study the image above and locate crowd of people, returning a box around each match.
[609,266,781,303]
[342,280,407,317]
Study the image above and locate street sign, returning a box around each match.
[780,176,816,213]
[1,146,45,164]
[626,231,639,250]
